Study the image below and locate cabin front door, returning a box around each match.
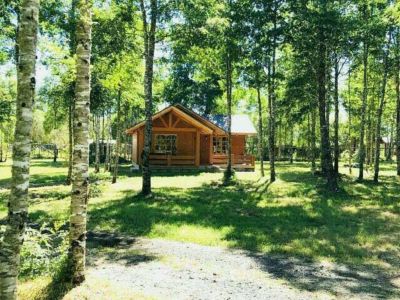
[200,134,211,165]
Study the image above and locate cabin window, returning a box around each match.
[213,137,228,154]
[154,134,177,154]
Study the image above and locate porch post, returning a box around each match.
[195,130,200,166]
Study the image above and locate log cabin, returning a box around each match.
[126,104,257,170]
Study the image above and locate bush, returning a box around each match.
[20,223,68,279]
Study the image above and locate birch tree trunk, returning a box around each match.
[67,100,74,184]
[112,88,122,184]
[140,0,157,196]
[373,31,391,183]
[257,86,264,177]
[0,1,39,298]
[69,0,92,285]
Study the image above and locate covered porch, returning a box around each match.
[147,133,255,170]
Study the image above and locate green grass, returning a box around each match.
[1,159,400,298]
[1,159,399,265]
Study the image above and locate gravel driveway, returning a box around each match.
[78,233,398,300]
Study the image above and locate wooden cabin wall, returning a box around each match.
[151,131,195,156]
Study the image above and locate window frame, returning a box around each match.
[213,136,228,154]
[153,134,177,154]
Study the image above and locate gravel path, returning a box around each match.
[81,234,398,300]
[87,238,322,300]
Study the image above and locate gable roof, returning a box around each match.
[126,105,213,134]
[174,104,226,135]
[126,104,257,135]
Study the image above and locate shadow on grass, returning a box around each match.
[26,252,73,300]
[0,174,68,189]
[252,253,396,298]
[86,166,400,298]
[31,161,68,169]
[87,231,157,267]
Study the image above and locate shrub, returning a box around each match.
[20,223,68,279]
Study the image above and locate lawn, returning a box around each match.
[0,159,399,298]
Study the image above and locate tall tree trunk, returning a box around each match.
[277,122,281,160]
[326,68,331,142]
[386,116,394,161]
[396,30,400,176]
[101,111,105,159]
[224,50,233,183]
[317,27,337,190]
[358,8,368,181]
[333,59,340,176]
[140,0,157,196]
[268,62,276,182]
[104,114,111,172]
[0,132,3,162]
[94,114,100,173]
[69,0,92,285]
[0,1,39,298]
[347,69,353,175]
[112,89,122,184]
[66,0,77,185]
[366,98,373,168]
[53,145,58,163]
[124,104,129,160]
[289,127,294,164]
[373,32,391,183]
[268,3,278,183]
[257,86,264,177]
[311,107,317,173]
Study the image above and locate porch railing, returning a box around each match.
[149,154,195,166]
[148,153,255,168]
[213,154,255,167]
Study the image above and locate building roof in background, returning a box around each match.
[207,114,257,135]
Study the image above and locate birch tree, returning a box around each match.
[69,0,92,285]
[0,0,40,298]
